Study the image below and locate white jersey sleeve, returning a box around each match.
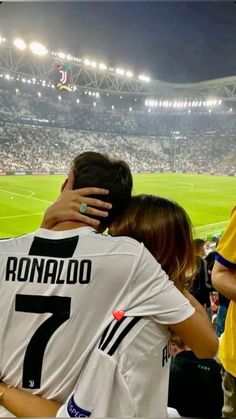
[125,245,195,324]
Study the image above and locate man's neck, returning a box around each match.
[51,221,92,231]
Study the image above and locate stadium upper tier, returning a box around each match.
[0,83,236,174]
[0,37,236,99]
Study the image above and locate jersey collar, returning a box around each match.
[34,226,97,239]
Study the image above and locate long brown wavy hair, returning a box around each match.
[109,194,196,292]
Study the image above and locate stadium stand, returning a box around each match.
[0,86,236,174]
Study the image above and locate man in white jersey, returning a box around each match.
[0,152,218,417]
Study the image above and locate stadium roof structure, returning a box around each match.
[1,38,236,101]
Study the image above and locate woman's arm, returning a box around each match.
[41,187,112,229]
[0,382,60,417]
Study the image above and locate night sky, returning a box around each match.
[0,1,235,83]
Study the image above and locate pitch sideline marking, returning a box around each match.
[0,212,43,220]
[196,220,228,228]
[0,188,52,204]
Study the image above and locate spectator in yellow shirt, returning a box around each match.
[213,207,236,417]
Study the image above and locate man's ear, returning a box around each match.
[61,170,75,192]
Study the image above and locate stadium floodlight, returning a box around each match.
[99,63,107,70]
[218,100,222,105]
[58,52,66,59]
[27,79,32,84]
[116,68,125,76]
[76,99,80,104]
[93,102,96,107]
[15,88,19,93]
[129,107,132,112]
[91,61,97,68]
[111,105,115,110]
[5,74,10,80]
[209,109,212,113]
[58,95,62,101]
[134,98,137,102]
[138,74,150,82]
[22,78,26,83]
[126,71,133,78]
[29,42,48,56]
[88,91,92,96]
[148,109,151,113]
[96,92,100,98]
[67,54,73,61]
[13,38,27,50]
[120,96,123,99]
[188,109,191,114]
[0,37,6,43]
[229,108,233,113]
[37,92,41,97]
[84,58,90,66]
[145,99,148,106]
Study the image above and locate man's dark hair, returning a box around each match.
[72,151,133,230]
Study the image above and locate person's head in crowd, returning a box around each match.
[109,195,196,292]
[193,238,206,258]
[63,151,133,232]
[170,336,187,357]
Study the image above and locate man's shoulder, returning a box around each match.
[0,232,36,254]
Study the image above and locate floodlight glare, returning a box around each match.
[13,38,27,50]
[30,42,48,56]
[116,68,125,76]
[229,108,233,112]
[138,75,150,82]
[5,74,10,80]
[99,63,107,70]
[91,61,97,68]
[58,52,66,59]
[126,71,133,78]
[84,58,90,66]
[129,107,132,112]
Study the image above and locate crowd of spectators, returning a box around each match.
[0,85,235,174]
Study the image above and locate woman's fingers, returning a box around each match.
[72,204,109,218]
[72,187,110,197]
[77,197,112,210]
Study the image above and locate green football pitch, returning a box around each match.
[0,173,235,238]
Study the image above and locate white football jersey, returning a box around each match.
[0,227,194,417]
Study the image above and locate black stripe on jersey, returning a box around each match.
[107,317,141,356]
[99,323,112,349]
[28,236,79,258]
[99,317,141,356]
[99,317,126,351]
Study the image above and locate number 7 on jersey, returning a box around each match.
[15,294,71,389]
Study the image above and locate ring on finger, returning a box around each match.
[79,202,88,214]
